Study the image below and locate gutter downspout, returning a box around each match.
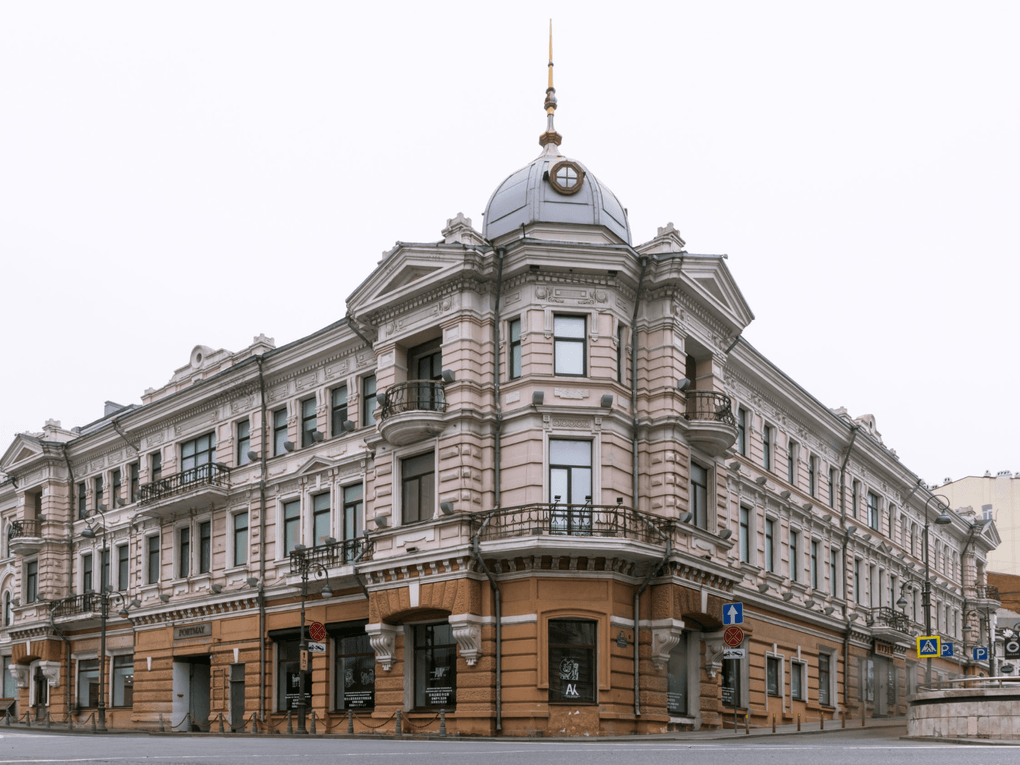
[630,257,649,508]
[255,356,269,724]
[345,311,375,349]
[634,527,671,718]
[61,445,75,596]
[351,538,371,601]
[492,247,506,509]
[471,515,501,732]
[839,425,860,711]
[109,420,139,454]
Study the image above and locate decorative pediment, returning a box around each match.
[378,265,444,297]
[679,256,755,333]
[1,434,44,473]
[294,456,337,477]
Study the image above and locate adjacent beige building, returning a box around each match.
[936,473,1020,575]
[0,71,1001,736]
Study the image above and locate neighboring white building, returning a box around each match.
[937,473,1020,574]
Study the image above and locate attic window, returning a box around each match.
[549,161,584,196]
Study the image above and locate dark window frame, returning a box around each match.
[300,397,318,448]
[736,408,747,456]
[198,520,212,574]
[237,419,251,466]
[739,506,750,564]
[765,518,775,573]
[332,624,375,711]
[413,623,457,710]
[343,484,363,542]
[509,318,522,380]
[233,511,249,567]
[179,527,191,579]
[129,462,139,504]
[282,499,301,557]
[273,408,288,456]
[362,375,377,427]
[25,560,38,603]
[112,654,134,708]
[331,386,349,437]
[83,552,94,593]
[401,452,435,525]
[312,492,331,546]
[117,544,129,592]
[766,655,781,696]
[690,462,709,529]
[147,535,160,584]
[762,424,772,471]
[548,618,597,705]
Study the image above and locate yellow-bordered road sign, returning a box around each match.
[917,635,941,658]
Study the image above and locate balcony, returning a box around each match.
[289,537,368,576]
[475,503,668,559]
[868,606,911,642]
[684,391,738,457]
[377,380,447,446]
[975,584,1000,602]
[9,519,44,556]
[136,463,230,520]
[52,592,103,621]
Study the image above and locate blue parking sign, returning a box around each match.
[941,642,954,657]
[973,646,988,661]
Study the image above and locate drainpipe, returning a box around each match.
[345,311,375,349]
[471,514,501,732]
[255,356,268,723]
[838,425,860,711]
[491,247,506,509]
[61,445,75,596]
[634,526,671,718]
[630,257,648,508]
[351,537,371,601]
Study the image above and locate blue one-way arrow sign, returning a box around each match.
[723,603,744,625]
[942,642,954,657]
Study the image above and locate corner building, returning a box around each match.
[0,80,1000,735]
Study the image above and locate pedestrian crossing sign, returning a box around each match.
[917,635,941,658]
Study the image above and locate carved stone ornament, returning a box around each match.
[704,632,725,679]
[365,622,400,671]
[449,614,483,667]
[39,660,61,687]
[10,663,29,688]
[649,619,686,671]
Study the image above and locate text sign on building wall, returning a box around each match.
[174,623,212,641]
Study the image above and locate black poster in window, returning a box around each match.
[284,671,311,710]
[721,658,739,707]
[341,654,375,709]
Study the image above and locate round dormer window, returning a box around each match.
[549,160,585,196]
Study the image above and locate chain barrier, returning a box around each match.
[401,712,441,732]
[350,710,396,730]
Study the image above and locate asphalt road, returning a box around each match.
[0,725,1013,765]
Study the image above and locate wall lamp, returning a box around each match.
[782,592,794,602]
[600,393,614,408]
[677,378,692,392]
[247,450,260,462]
[728,461,741,471]
[312,430,324,443]
[342,420,356,433]
[441,369,455,383]
[245,577,261,589]
[823,606,836,615]
[757,583,770,593]
[532,390,545,406]
[780,490,791,499]
[373,516,389,528]
[283,441,295,452]
[440,501,455,515]
[211,584,224,594]
[718,528,733,540]
[755,476,768,486]
[376,391,389,408]
[679,512,694,524]
[159,593,171,604]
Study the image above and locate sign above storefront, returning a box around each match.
[873,640,894,657]
[174,623,212,641]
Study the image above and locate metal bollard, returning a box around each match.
[861,713,865,727]
[287,711,293,735]
[348,709,354,735]
[218,712,224,734]
[45,711,51,729]
[772,714,776,733]
[159,713,165,732]
[395,709,402,736]
[841,714,846,729]
[90,712,95,733]
[745,714,749,734]
[251,713,259,735]
[797,714,800,732]
[439,709,447,737]
[820,713,824,730]
[310,709,316,735]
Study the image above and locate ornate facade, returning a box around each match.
[0,71,1001,735]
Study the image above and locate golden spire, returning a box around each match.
[539,20,562,148]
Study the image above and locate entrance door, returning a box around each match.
[873,656,892,717]
[32,667,48,722]
[229,664,245,731]
[172,656,211,731]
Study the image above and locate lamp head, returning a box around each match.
[81,526,97,539]
[159,593,171,604]
[321,585,333,599]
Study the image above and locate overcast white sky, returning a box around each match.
[2,1,1017,486]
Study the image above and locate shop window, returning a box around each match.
[1,656,15,698]
[333,625,375,710]
[401,452,435,525]
[112,655,134,707]
[859,657,875,702]
[818,653,832,706]
[413,623,456,709]
[275,636,310,711]
[667,631,689,716]
[77,659,100,708]
[722,652,743,708]
[548,619,596,704]
[766,655,781,696]
[553,315,586,376]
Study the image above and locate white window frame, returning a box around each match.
[818,649,837,707]
[765,651,785,707]
[542,432,601,507]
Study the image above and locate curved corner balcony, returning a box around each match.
[9,519,44,556]
[136,463,230,520]
[683,391,738,456]
[377,380,447,446]
[867,606,913,646]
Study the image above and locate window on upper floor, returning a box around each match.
[616,324,626,385]
[343,484,364,544]
[851,480,860,519]
[854,558,863,605]
[181,433,215,480]
[101,548,110,592]
[401,452,435,525]
[198,520,211,574]
[3,592,11,627]
[762,425,773,472]
[765,518,775,573]
[736,408,748,456]
[553,315,586,376]
[25,560,38,603]
[232,511,249,567]
[331,386,349,437]
[179,526,191,578]
[867,491,880,531]
[77,482,87,519]
[273,408,288,456]
[150,451,162,484]
[808,456,818,497]
[811,540,819,590]
[739,506,751,564]
[362,375,377,427]
[690,462,709,530]
[147,534,160,584]
[509,318,522,380]
[787,441,798,486]
[117,544,129,591]
[301,397,318,448]
[112,469,122,507]
[549,440,592,509]
[83,553,94,593]
[789,528,800,582]
[312,492,332,547]
[282,499,301,557]
[828,467,837,509]
[237,419,251,466]
[93,475,104,511]
[830,548,838,597]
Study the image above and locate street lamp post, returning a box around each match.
[292,545,332,735]
[921,494,952,685]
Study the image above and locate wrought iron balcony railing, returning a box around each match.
[684,390,736,425]
[378,380,447,419]
[476,503,668,546]
[975,584,1000,601]
[289,537,367,575]
[868,606,910,634]
[138,463,230,506]
[9,519,42,539]
[52,592,103,619]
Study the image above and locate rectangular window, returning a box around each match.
[789,529,799,582]
[77,659,100,708]
[276,637,310,711]
[94,475,104,511]
[331,386,349,437]
[667,631,688,715]
[237,419,251,466]
[83,553,94,593]
[282,499,301,556]
[343,485,364,545]
[1,656,16,698]
[851,481,860,519]
[509,318,522,380]
[762,425,772,471]
[549,440,592,534]
[313,493,331,546]
[828,467,837,508]
[233,511,249,567]
[147,535,160,584]
[765,518,775,573]
[362,375,377,427]
[129,462,139,504]
[25,561,38,603]
[690,462,709,529]
[112,469,122,506]
[117,544,129,591]
[181,433,215,479]
[334,628,375,710]
[401,452,435,525]
[818,653,831,706]
[854,558,863,605]
[414,623,457,709]
[791,662,805,701]
[199,521,211,574]
[736,408,747,456]
[112,655,134,707]
[811,540,819,590]
[787,441,797,485]
[273,408,288,456]
[301,397,318,448]
[867,491,880,531]
[179,527,191,578]
[616,323,625,385]
[101,548,110,592]
[808,457,817,497]
[548,619,596,704]
[739,506,750,563]
[829,548,838,597]
[150,451,162,484]
[77,482,87,519]
[553,315,586,376]
[766,655,780,696]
